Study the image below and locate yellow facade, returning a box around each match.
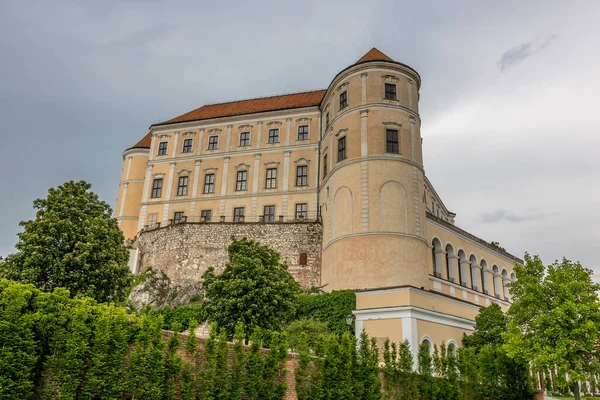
[115,48,523,358]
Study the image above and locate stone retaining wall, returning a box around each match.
[135,221,322,290]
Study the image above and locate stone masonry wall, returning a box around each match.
[135,221,322,290]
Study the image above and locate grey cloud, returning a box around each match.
[498,35,557,72]
[480,209,554,224]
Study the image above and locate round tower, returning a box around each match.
[115,132,151,241]
[319,48,429,291]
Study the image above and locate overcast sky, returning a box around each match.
[1,0,598,279]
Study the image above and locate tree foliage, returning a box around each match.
[504,254,600,400]
[0,180,131,303]
[202,238,300,337]
[295,290,356,334]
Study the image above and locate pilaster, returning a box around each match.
[162,161,176,223]
[189,160,202,218]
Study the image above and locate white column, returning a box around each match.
[226,125,232,152]
[118,183,129,222]
[256,121,263,148]
[282,150,290,218]
[171,132,179,158]
[286,118,292,146]
[189,160,202,219]
[137,164,154,232]
[447,254,459,283]
[162,162,176,224]
[219,157,230,217]
[361,72,367,105]
[402,315,419,370]
[196,129,204,156]
[149,134,157,161]
[251,153,261,221]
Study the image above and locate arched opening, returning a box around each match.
[480,260,489,294]
[432,238,444,278]
[458,250,468,287]
[502,269,510,301]
[445,244,457,283]
[492,265,502,299]
[447,342,457,355]
[420,337,434,355]
[469,254,479,291]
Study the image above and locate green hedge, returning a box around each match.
[149,304,207,331]
[295,290,355,334]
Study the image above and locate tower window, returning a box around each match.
[337,136,346,162]
[339,91,348,110]
[236,170,247,191]
[268,129,279,144]
[326,112,330,130]
[233,207,245,223]
[177,176,188,196]
[298,125,309,140]
[157,141,168,156]
[182,138,193,153]
[208,135,219,150]
[203,173,215,194]
[386,129,399,153]
[263,205,275,223]
[296,165,308,186]
[151,178,163,198]
[299,253,308,265]
[239,132,250,146]
[265,168,277,189]
[323,154,328,176]
[385,83,397,100]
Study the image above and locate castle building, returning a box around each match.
[115,48,521,359]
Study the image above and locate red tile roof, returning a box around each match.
[156,89,326,127]
[127,132,152,149]
[355,47,394,64]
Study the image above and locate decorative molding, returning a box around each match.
[335,128,348,137]
[235,163,250,171]
[207,128,222,134]
[158,134,170,140]
[360,72,368,78]
[296,117,312,124]
[382,74,400,81]
[267,121,282,127]
[177,169,191,176]
[152,173,165,178]
[264,161,280,167]
[294,157,311,165]
[254,153,262,160]
[203,167,218,173]
[336,82,349,92]
[181,131,196,137]
[284,150,292,156]
[238,124,253,130]
[360,109,369,118]
[383,121,402,128]
[195,160,202,166]
[410,116,417,124]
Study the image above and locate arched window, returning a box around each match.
[457,250,468,287]
[447,342,457,355]
[469,255,479,291]
[432,239,444,278]
[502,269,510,301]
[445,244,456,283]
[480,260,489,294]
[492,265,502,299]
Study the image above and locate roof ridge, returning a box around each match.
[199,88,327,108]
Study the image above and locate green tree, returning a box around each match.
[504,254,600,400]
[0,181,131,303]
[202,238,300,337]
[284,317,330,352]
[462,303,506,349]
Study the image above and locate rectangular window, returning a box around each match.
[299,253,308,265]
[157,141,168,156]
[203,173,215,194]
[147,213,158,226]
[182,138,193,153]
[385,83,397,100]
[239,132,250,146]
[200,209,212,222]
[268,129,279,144]
[296,165,308,186]
[326,112,330,130]
[338,136,346,162]
[233,207,245,223]
[177,176,188,196]
[323,154,328,176]
[151,178,163,198]
[265,168,277,189]
[296,203,307,219]
[298,125,309,140]
[263,205,275,223]
[174,211,185,224]
[339,91,348,109]
[386,129,399,154]
[208,135,219,150]
[236,170,247,191]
